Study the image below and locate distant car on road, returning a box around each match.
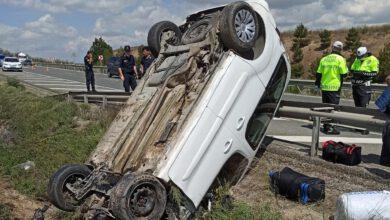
[2,57,23,72]
[107,56,120,78]
[0,54,5,67]
[22,59,33,66]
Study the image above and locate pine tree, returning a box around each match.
[292,44,303,64]
[319,29,331,50]
[89,37,113,65]
[345,28,362,52]
[292,23,310,50]
[378,42,390,82]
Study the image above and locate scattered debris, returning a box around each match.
[17,161,35,171]
[0,123,15,145]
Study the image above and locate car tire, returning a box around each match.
[147,21,182,57]
[219,1,260,54]
[47,164,91,212]
[181,19,213,44]
[110,173,167,220]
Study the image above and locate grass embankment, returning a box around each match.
[0,80,115,199]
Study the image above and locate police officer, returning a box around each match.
[351,47,380,107]
[140,46,155,78]
[375,75,390,167]
[315,41,349,134]
[84,51,96,92]
[118,45,138,92]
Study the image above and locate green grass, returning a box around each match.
[204,186,282,220]
[0,83,115,199]
[205,201,282,220]
[0,204,12,220]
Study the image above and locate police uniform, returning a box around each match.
[141,55,155,77]
[120,54,137,92]
[84,55,95,92]
[351,54,379,107]
[375,85,390,166]
[316,53,349,105]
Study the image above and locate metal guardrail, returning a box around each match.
[65,91,131,107]
[36,62,107,74]
[66,91,389,157]
[288,79,386,93]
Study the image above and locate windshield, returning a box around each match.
[5,58,19,62]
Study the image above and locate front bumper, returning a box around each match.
[2,67,22,71]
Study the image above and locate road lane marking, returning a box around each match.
[269,136,382,144]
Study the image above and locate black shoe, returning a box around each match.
[92,89,97,93]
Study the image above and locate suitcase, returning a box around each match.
[322,141,362,166]
[269,167,325,204]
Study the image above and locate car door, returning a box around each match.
[207,56,265,157]
[168,107,244,207]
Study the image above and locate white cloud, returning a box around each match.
[0,14,79,59]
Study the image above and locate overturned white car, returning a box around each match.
[47,1,291,219]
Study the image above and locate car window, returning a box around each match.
[5,58,19,62]
[245,56,288,149]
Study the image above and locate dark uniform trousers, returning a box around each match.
[124,74,137,92]
[353,85,371,107]
[322,91,340,105]
[381,121,390,166]
[85,70,95,91]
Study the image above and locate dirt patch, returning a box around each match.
[232,139,390,220]
[0,179,60,220]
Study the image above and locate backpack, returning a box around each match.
[269,167,325,204]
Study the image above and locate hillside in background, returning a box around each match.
[282,25,390,80]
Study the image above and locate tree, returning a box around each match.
[291,23,310,50]
[292,44,303,64]
[378,42,390,82]
[291,63,304,78]
[319,29,331,50]
[345,28,361,52]
[89,37,113,65]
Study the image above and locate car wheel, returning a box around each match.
[219,1,260,54]
[110,173,167,220]
[47,164,91,212]
[147,21,182,57]
[181,19,213,44]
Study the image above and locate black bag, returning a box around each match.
[269,167,325,204]
[322,141,362,166]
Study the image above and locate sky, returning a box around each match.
[0,0,389,61]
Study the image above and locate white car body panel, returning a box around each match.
[156,0,290,207]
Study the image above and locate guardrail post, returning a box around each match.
[310,116,320,157]
[83,94,88,104]
[67,94,73,102]
[102,96,107,108]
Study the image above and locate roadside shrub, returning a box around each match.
[6,77,24,89]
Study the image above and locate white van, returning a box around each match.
[47,1,291,219]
